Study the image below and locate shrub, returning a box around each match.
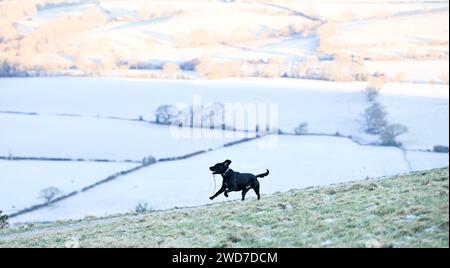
[155,105,179,125]
[142,155,157,166]
[380,124,408,147]
[38,187,63,204]
[363,102,388,134]
[433,145,449,153]
[294,122,309,135]
[135,201,152,213]
[0,210,8,229]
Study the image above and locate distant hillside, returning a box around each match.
[1,167,448,248]
[1,0,448,82]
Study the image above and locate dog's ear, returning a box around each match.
[223,159,232,167]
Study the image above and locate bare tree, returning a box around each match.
[363,102,388,134]
[365,86,379,102]
[155,105,179,125]
[294,122,309,135]
[380,124,408,147]
[38,187,63,204]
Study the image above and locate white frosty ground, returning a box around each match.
[0,160,136,215]
[0,77,448,150]
[0,113,243,160]
[10,135,449,223]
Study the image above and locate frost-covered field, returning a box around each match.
[0,160,136,215]
[0,113,242,160]
[1,77,448,150]
[10,135,449,223]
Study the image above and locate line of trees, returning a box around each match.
[362,78,408,147]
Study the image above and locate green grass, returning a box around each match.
[1,168,448,248]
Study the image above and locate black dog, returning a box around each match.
[209,159,269,201]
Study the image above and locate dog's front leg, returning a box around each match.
[209,183,227,200]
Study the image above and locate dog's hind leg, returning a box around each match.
[252,181,261,200]
[241,186,251,201]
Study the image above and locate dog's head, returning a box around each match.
[209,159,232,175]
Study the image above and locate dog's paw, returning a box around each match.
[224,193,229,197]
[209,196,214,200]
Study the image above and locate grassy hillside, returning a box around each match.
[1,168,448,248]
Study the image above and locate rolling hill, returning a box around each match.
[1,168,448,248]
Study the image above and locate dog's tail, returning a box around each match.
[256,169,270,178]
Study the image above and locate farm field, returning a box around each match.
[6,134,448,223]
[1,77,448,150]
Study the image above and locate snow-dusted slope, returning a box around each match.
[6,0,446,81]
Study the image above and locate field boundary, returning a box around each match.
[0,156,140,163]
